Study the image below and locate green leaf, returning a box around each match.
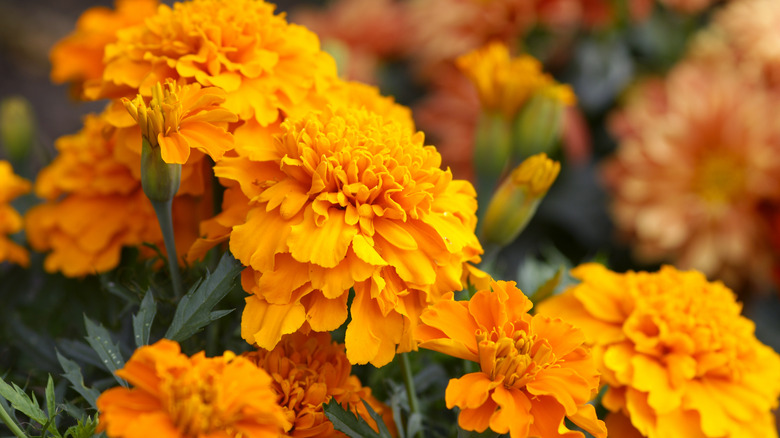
[323,399,385,438]
[132,289,157,347]
[530,265,564,306]
[56,351,100,410]
[83,317,127,388]
[361,399,394,438]
[0,375,48,425]
[63,415,98,438]
[164,253,241,342]
[45,375,56,420]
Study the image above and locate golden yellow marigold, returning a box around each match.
[97,339,290,438]
[456,42,575,120]
[242,332,394,437]
[537,264,780,438]
[88,0,337,127]
[415,280,606,438]
[221,105,483,367]
[25,112,208,276]
[0,161,30,266]
[49,0,159,98]
[123,81,237,164]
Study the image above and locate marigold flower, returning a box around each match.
[222,104,483,366]
[0,161,30,266]
[49,0,159,98]
[415,280,606,438]
[88,0,337,127]
[242,332,394,437]
[537,264,780,438]
[97,339,290,438]
[456,42,575,121]
[605,60,780,288]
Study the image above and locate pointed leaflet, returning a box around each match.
[57,351,100,409]
[164,253,241,342]
[323,398,394,438]
[0,375,48,424]
[133,289,157,347]
[83,316,127,387]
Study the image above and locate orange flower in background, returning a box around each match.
[49,0,159,98]
[537,264,780,438]
[243,332,394,437]
[222,104,482,367]
[97,339,290,438]
[87,0,337,128]
[415,280,606,438]
[123,81,237,164]
[0,161,31,266]
[26,112,208,276]
[604,60,780,288]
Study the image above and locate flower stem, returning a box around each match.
[151,199,183,299]
[0,405,28,438]
[400,352,424,438]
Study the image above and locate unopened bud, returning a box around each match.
[481,154,560,247]
[513,91,567,162]
[0,97,35,162]
[141,136,180,202]
[473,112,512,199]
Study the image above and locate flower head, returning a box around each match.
[97,339,290,438]
[222,104,483,366]
[537,264,780,438]
[0,161,30,266]
[123,81,237,164]
[456,42,575,120]
[242,332,393,437]
[605,60,780,287]
[49,0,159,98]
[89,0,337,127]
[415,280,606,438]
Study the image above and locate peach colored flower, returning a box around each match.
[416,280,606,438]
[538,264,780,438]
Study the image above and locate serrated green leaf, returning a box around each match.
[63,415,98,438]
[323,399,382,438]
[0,375,48,424]
[83,317,127,388]
[133,289,157,348]
[360,399,394,438]
[164,253,241,342]
[56,351,101,410]
[45,375,56,420]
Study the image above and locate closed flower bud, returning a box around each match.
[0,97,35,162]
[481,153,560,247]
[512,90,572,163]
[140,136,181,203]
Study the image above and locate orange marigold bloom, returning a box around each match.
[242,332,394,437]
[88,0,337,127]
[605,60,780,288]
[537,264,780,438]
[415,280,606,438]
[50,0,159,98]
[222,104,483,367]
[25,112,208,276]
[123,81,237,164]
[0,161,30,266]
[97,339,290,438]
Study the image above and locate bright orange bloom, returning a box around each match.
[537,264,780,438]
[87,0,337,127]
[605,60,780,288]
[26,112,208,276]
[49,0,159,98]
[0,161,30,266]
[97,339,290,438]
[415,280,606,438]
[242,332,394,437]
[123,81,237,164]
[222,103,483,367]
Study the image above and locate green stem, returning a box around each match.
[0,405,29,438]
[151,199,183,299]
[400,353,424,438]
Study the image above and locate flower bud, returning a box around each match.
[481,153,560,247]
[512,91,568,162]
[473,112,513,198]
[140,136,180,202]
[0,97,35,162]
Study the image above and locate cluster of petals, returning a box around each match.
[604,59,780,287]
[222,101,483,367]
[25,112,207,276]
[242,332,393,437]
[416,280,606,438]
[97,339,290,438]
[0,161,31,266]
[86,0,337,129]
[538,264,780,438]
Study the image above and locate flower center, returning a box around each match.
[476,328,552,388]
[695,154,744,204]
[168,374,225,437]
